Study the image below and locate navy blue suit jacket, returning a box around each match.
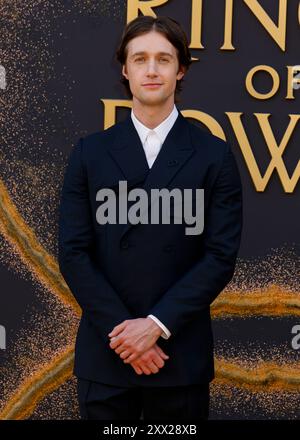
[58,111,243,386]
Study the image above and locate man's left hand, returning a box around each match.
[108,318,163,363]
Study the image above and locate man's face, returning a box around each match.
[122,31,185,106]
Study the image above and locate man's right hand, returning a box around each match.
[129,343,169,375]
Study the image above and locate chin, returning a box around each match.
[138,96,163,106]
[144,92,166,102]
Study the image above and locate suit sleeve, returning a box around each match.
[148,143,243,337]
[58,138,133,342]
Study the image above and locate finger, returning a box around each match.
[147,361,159,374]
[124,353,139,363]
[155,345,169,359]
[119,350,131,360]
[109,321,127,336]
[157,348,169,359]
[115,344,128,354]
[134,358,152,375]
[131,364,143,375]
[152,354,164,368]
[108,321,127,338]
[140,365,152,375]
[109,336,124,349]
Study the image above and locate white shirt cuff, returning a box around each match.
[147,314,171,339]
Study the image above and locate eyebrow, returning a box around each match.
[130,51,174,59]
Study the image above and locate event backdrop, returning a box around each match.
[0,0,299,419]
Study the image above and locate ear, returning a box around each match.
[122,64,128,79]
[176,65,186,81]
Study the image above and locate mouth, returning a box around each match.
[142,83,162,88]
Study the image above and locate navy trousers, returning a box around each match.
[77,378,210,420]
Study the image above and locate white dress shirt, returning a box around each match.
[130,105,179,339]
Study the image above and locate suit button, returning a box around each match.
[121,241,129,249]
[168,159,179,167]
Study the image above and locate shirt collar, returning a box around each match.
[131,105,179,145]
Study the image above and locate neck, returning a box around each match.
[132,98,175,129]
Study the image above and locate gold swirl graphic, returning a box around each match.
[0,179,80,314]
[211,287,300,317]
[0,346,74,420]
[215,358,300,392]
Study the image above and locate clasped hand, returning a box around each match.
[108,317,169,375]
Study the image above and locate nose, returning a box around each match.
[146,60,158,76]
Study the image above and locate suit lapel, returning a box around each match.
[108,114,150,186]
[108,111,195,239]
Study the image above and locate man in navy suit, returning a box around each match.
[58,15,243,420]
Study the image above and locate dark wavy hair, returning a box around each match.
[115,16,192,100]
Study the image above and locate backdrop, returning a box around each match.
[0,0,299,420]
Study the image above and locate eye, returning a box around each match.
[135,57,145,63]
[159,58,169,63]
